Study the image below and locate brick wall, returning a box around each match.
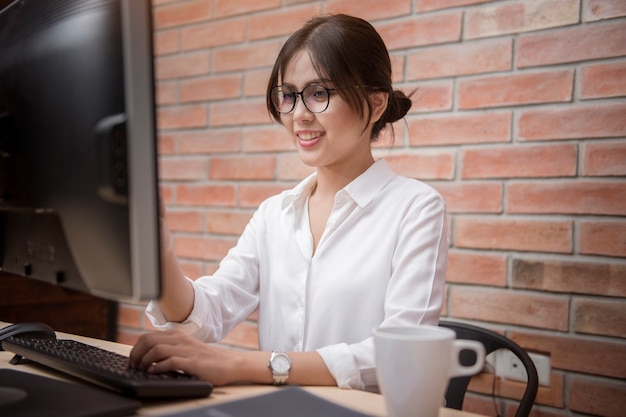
[118,1,626,416]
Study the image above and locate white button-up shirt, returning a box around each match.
[146,159,448,390]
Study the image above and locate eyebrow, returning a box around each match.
[280,78,333,88]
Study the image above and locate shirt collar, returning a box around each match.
[281,158,396,209]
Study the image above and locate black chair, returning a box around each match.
[439,320,539,417]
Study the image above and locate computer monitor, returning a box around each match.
[0,0,161,303]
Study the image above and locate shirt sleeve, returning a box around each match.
[145,210,264,342]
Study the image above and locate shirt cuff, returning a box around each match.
[145,299,201,334]
[145,277,203,335]
[317,343,365,390]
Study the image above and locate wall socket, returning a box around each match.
[488,349,551,386]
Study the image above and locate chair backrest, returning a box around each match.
[439,320,539,417]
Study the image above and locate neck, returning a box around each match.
[313,156,375,197]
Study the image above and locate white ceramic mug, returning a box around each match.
[373,325,486,417]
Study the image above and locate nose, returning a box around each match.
[292,92,313,121]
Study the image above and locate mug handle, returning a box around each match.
[449,340,486,378]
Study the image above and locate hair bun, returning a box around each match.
[376,89,412,127]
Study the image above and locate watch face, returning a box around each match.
[272,354,290,372]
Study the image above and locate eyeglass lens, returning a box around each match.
[271,84,331,114]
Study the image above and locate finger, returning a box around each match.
[147,356,193,375]
[137,338,191,371]
[128,330,179,368]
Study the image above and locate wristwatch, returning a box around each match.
[268,351,291,385]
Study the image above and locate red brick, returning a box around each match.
[390,55,404,84]
[573,298,626,338]
[176,184,236,206]
[154,0,212,29]
[467,371,565,408]
[579,221,626,258]
[178,129,241,154]
[180,75,242,103]
[326,0,410,21]
[248,4,322,41]
[465,0,579,39]
[156,81,177,105]
[158,157,208,181]
[180,262,205,280]
[584,0,626,21]
[510,330,626,379]
[408,111,511,145]
[406,38,512,81]
[583,141,626,176]
[180,74,242,103]
[386,152,456,180]
[415,0,493,12]
[159,185,174,204]
[448,287,569,330]
[408,81,454,113]
[239,183,292,208]
[455,217,572,253]
[242,126,294,153]
[446,251,507,286]
[167,210,204,233]
[155,52,210,80]
[459,70,574,109]
[214,40,282,72]
[377,12,462,51]
[175,235,236,262]
[116,304,144,329]
[157,105,208,130]
[374,122,406,148]
[244,68,272,97]
[153,30,179,56]
[462,144,576,179]
[209,156,276,180]
[518,103,626,141]
[508,181,626,216]
[580,61,626,99]
[181,18,246,50]
[569,375,626,417]
[517,20,626,67]
[158,133,176,155]
[206,209,252,235]
[209,99,272,127]
[214,0,279,18]
[432,182,503,213]
[512,258,626,298]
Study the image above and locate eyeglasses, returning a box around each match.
[270,83,336,114]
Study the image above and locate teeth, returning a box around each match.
[298,132,320,141]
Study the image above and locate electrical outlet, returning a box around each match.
[491,349,551,386]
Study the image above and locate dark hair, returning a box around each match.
[266,14,412,140]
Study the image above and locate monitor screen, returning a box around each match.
[0,0,161,303]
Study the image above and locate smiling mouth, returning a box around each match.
[297,132,323,141]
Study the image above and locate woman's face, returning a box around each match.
[279,50,378,173]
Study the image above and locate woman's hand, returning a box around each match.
[129,329,247,386]
[129,329,338,387]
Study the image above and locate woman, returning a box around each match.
[129,14,448,391]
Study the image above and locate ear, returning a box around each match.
[369,91,388,124]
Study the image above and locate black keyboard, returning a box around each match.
[2,336,213,399]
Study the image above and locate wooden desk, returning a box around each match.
[0,324,484,417]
